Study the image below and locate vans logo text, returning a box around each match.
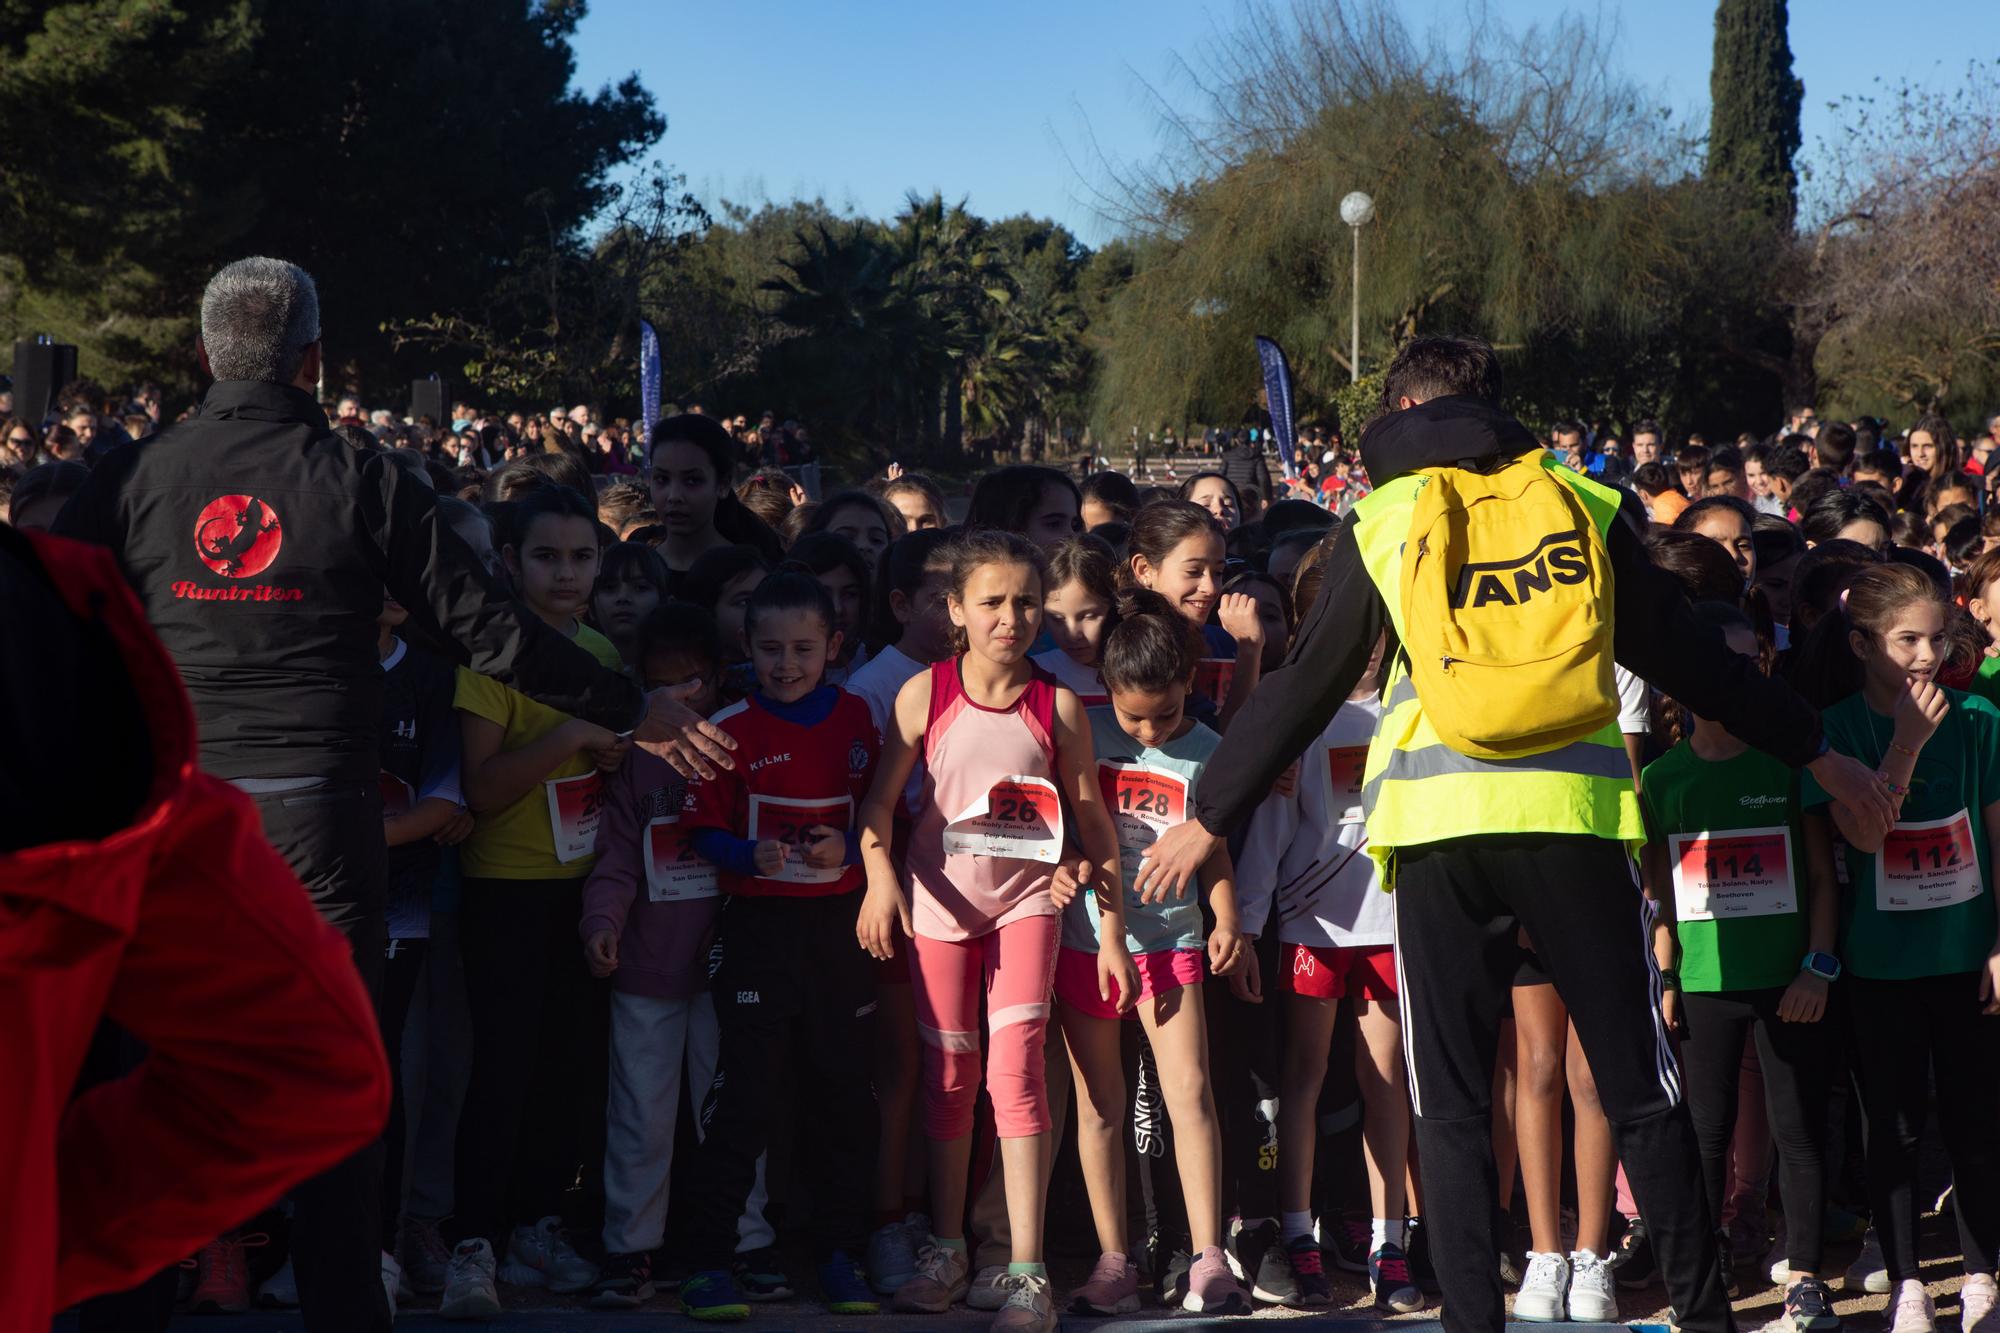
[1451,531,1588,609]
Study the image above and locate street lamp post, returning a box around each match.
[1339,190,1374,383]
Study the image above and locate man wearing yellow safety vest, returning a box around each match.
[1136,336,1895,1333]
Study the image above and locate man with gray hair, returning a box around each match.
[56,256,739,1331]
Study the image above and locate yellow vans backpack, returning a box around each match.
[1398,454,1617,758]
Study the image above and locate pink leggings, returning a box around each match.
[910,914,1060,1140]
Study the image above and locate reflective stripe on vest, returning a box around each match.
[1351,456,1642,863]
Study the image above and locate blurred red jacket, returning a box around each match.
[1,528,390,1328]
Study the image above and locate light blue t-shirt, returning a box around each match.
[1061,708,1221,955]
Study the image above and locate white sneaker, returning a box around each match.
[1516,1250,1571,1322]
[257,1256,299,1309]
[989,1271,1057,1333]
[439,1239,502,1320]
[968,1263,1011,1312]
[1567,1250,1618,1322]
[380,1250,401,1322]
[1890,1278,1936,1333]
[1846,1228,1889,1295]
[500,1216,597,1294]
[1962,1272,1998,1333]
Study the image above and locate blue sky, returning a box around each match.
[569,1,1997,246]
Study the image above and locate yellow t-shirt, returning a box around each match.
[454,623,625,880]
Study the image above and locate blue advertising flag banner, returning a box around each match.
[639,319,662,444]
[1254,335,1298,480]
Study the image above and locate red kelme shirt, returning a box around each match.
[683,689,879,897]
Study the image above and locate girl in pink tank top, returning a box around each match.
[857,531,1136,1328]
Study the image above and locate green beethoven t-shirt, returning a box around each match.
[1641,743,1809,992]
[1802,688,2000,980]
[1967,654,2000,713]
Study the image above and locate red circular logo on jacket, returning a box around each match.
[193,495,283,578]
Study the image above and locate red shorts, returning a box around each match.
[1054,945,1204,1020]
[1285,942,1397,1001]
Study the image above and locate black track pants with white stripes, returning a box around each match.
[1391,833,1732,1333]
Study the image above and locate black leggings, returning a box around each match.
[452,877,605,1250]
[1391,834,1728,1333]
[378,934,429,1246]
[1678,987,1834,1273]
[1845,972,2000,1281]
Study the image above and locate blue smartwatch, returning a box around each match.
[1801,951,1842,981]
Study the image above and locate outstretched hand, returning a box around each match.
[634,678,737,780]
[1134,821,1219,903]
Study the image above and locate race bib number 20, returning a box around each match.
[749,794,855,885]
[545,772,604,865]
[643,814,719,901]
[942,775,1064,863]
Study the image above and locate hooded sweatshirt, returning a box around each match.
[0,527,388,1329]
[577,746,717,999]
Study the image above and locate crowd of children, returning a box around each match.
[135,405,2000,1333]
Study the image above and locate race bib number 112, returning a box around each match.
[1876,810,1982,913]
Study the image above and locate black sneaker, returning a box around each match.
[1716,1229,1742,1299]
[1405,1216,1440,1296]
[1250,1235,1301,1307]
[1158,1249,1193,1307]
[1285,1236,1333,1307]
[1231,1219,1278,1286]
[591,1251,656,1310]
[1613,1216,1657,1290]
[1785,1276,1841,1332]
[1325,1215,1373,1276]
[731,1248,794,1302]
[1499,1248,1523,1288]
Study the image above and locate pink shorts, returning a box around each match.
[1285,942,1397,1001]
[1053,944,1204,1020]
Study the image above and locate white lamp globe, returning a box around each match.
[1340,191,1375,227]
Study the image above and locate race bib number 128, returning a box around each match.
[1097,761,1188,859]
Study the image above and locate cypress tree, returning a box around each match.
[1706,0,1804,229]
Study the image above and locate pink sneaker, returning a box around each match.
[1963,1272,1998,1333]
[1068,1252,1139,1315]
[1891,1278,1937,1333]
[1184,1244,1253,1315]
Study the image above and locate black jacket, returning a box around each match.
[1194,395,1824,835]
[1218,441,1271,503]
[55,381,642,782]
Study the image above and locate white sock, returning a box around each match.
[1281,1211,1315,1245]
[1372,1218,1404,1251]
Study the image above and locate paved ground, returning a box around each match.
[66,1204,1980,1332]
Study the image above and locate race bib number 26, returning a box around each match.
[942,775,1064,863]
